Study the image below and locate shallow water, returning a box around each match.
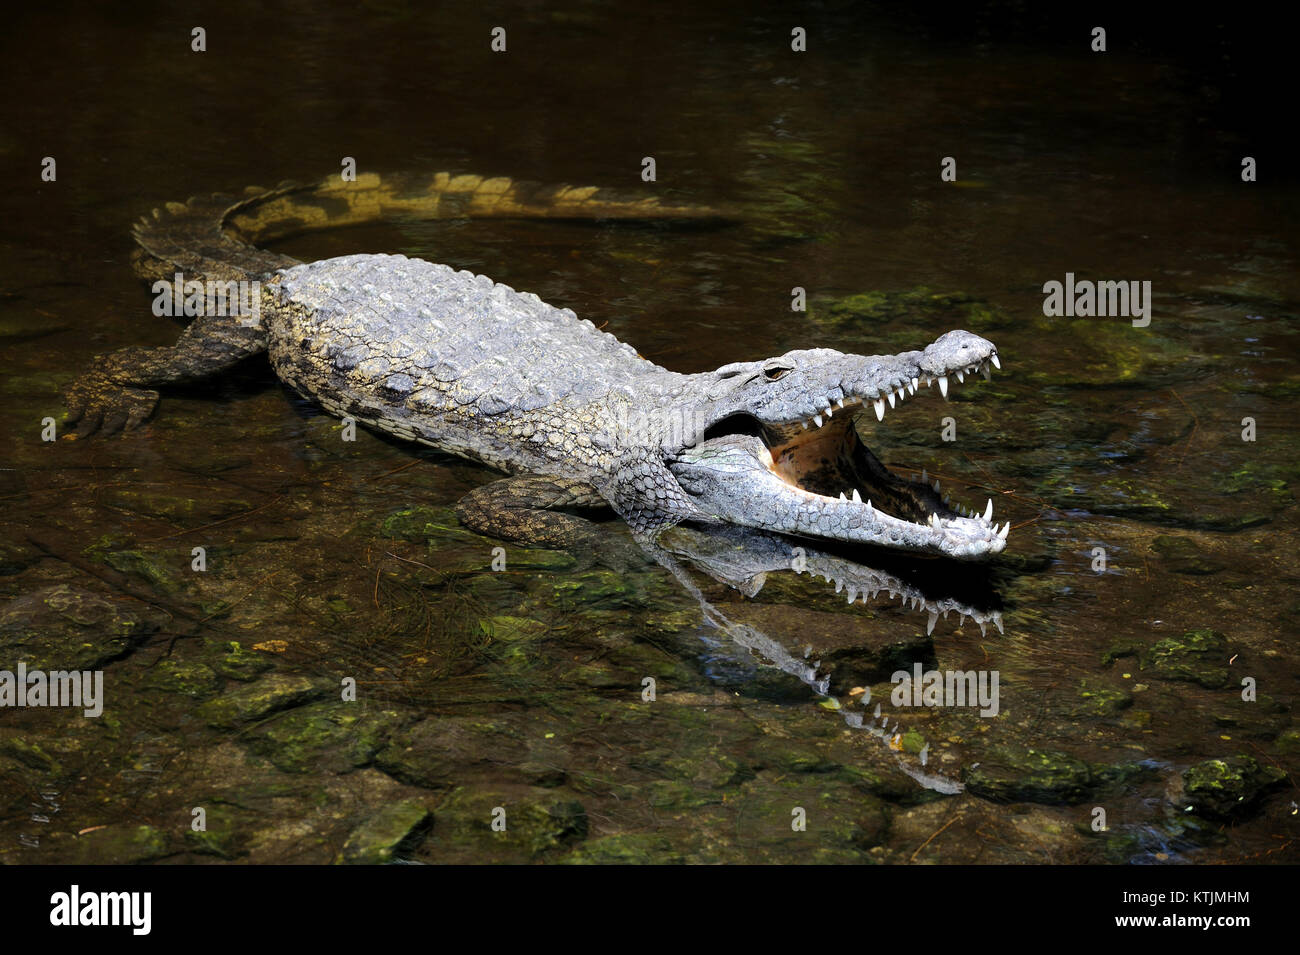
[2,3,1297,863]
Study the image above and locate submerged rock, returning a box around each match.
[1150,536,1227,575]
[100,548,185,595]
[1143,629,1231,689]
[1180,756,1286,820]
[246,701,410,774]
[422,787,588,861]
[197,674,327,728]
[1072,679,1133,718]
[337,800,432,864]
[964,745,1146,805]
[809,288,1012,334]
[562,832,684,865]
[208,639,274,682]
[0,584,150,671]
[375,717,530,789]
[184,804,249,859]
[142,660,221,699]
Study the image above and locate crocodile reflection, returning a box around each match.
[640,524,1006,794]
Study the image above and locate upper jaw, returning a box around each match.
[757,330,1001,437]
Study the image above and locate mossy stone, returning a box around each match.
[1143,629,1230,689]
[197,674,326,728]
[1181,756,1286,820]
[337,800,432,864]
[0,584,149,671]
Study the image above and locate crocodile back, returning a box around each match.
[266,253,663,470]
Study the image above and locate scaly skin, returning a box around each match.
[63,171,1008,559]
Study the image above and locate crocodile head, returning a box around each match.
[666,330,1007,560]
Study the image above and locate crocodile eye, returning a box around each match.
[763,365,792,381]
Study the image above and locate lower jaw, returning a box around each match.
[757,429,1002,558]
[768,427,954,527]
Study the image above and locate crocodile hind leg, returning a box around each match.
[63,316,268,437]
[455,475,612,548]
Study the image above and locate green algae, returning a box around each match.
[209,640,274,681]
[1181,756,1286,820]
[423,787,588,861]
[142,659,221,699]
[1074,679,1133,718]
[246,701,411,774]
[197,674,327,728]
[561,832,685,865]
[1142,629,1231,689]
[337,800,432,864]
[184,803,250,859]
[0,584,149,671]
[809,288,1012,334]
[964,745,1146,805]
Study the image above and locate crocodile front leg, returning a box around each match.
[63,316,268,437]
[455,475,611,548]
[597,447,720,542]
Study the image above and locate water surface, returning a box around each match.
[1,3,1297,863]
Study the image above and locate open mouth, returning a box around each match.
[691,349,1008,559]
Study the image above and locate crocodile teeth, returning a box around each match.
[927,611,938,635]
[933,479,941,492]
[839,492,847,501]
[929,513,941,528]
[874,399,885,421]
[998,521,1011,539]
[993,612,1005,633]
[887,391,896,408]
[836,397,845,408]
[823,406,833,418]
[938,376,949,398]
[851,489,862,504]
[956,370,965,384]
[847,587,857,603]
[911,377,919,392]
[800,421,808,429]
[921,467,927,483]
[991,353,1001,370]
[984,499,994,523]
[813,414,823,428]
[981,364,991,381]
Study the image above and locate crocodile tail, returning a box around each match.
[130,192,300,284]
[220,171,732,246]
[133,171,730,282]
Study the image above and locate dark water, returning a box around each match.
[2,3,1297,863]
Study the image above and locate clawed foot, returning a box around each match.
[62,374,159,437]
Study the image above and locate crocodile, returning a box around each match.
[63,171,1008,560]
